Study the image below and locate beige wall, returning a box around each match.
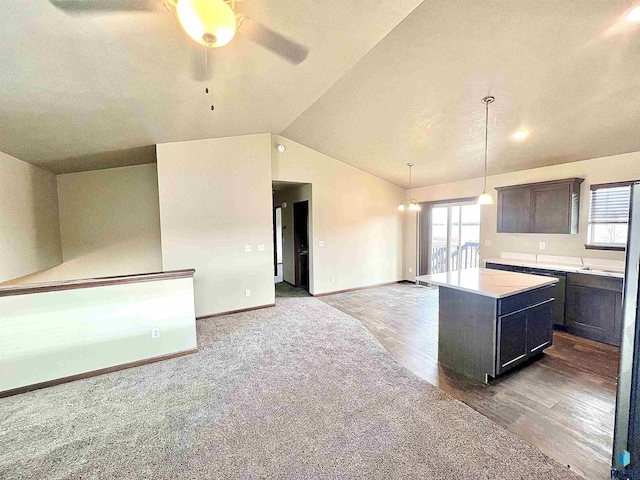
[0,151,62,283]
[4,164,163,284]
[405,151,640,281]
[0,276,196,393]
[157,134,275,317]
[272,136,405,295]
[274,184,312,288]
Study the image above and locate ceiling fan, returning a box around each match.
[49,0,309,66]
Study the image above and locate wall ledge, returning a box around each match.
[0,269,195,297]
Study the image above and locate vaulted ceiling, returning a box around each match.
[0,0,422,173]
[2,1,640,186]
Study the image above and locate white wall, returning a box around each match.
[0,151,62,283]
[274,184,312,288]
[3,164,163,285]
[405,151,640,281]
[0,276,197,393]
[272,136,405,295]
[157,134,275,317]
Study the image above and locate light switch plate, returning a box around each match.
[330,276,335,283]
[539,242,546,250]
[244,245,252,253]
[258,244,265,252]
[409,267,413,273]
[151,327,160,339]
[282,202,287,208]
[319,241,325,247]
[485,239,492,247]
[245,289,251,297]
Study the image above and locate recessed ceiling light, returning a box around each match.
[276,144,286,153]
[512,130,531,140]
[627,6,640,22]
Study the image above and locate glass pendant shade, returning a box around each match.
[397,203,406,211]
[477,191,494,205]
[408,201,421,211]
[177,0,237,48]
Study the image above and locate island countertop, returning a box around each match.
[416,267,558,299]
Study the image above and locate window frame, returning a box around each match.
[585,180,635,252]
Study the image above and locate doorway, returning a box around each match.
[294,200,310,291]
[273,206,283,283]
[272,181,312,294]
[418,199,480,275]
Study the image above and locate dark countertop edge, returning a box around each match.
[0,269,196,298]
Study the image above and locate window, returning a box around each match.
[587,182,633,249]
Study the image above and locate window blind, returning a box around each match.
[588,184,632,224]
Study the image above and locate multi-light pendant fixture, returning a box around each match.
[477,95,495,206]
[397,163,421,212]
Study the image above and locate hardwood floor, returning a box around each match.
[320,282,619,480]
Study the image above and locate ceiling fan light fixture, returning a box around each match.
[176,0,237,48]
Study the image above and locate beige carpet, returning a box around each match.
[0,297,581,479]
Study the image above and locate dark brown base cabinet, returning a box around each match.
[486,262,566,327]
[438,285,555,383]
[486,263,624,346]
[566,273,623,346]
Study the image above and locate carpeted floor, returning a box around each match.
[0,297,581,479]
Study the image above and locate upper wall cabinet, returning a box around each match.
[496,178,584,234]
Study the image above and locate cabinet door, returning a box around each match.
[526,300,554,354]
[566,285,619,345]
[529,183,572,233]
[497,188,530,233]
[497,310,528,374]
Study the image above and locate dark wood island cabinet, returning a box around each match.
[417,268,558,383]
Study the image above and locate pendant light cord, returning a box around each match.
[483,99,489,192]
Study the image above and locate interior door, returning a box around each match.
[293,201,309,290]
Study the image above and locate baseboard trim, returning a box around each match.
[197,303,276,320]
[312,281,404,297]
[0,348,198,399]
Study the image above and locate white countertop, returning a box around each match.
[483,257,625,279]
[416,268,558,299]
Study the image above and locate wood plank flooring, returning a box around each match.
[320,282,619,480]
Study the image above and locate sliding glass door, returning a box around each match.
[427,202,480,274]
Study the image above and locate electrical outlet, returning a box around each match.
[319,241,325,247]
[258,244,265,252]
[485,239,492,247]
[151,327,160,339]
[245,289,251,297]
[539,242,546,250]
[330,276,335,283]
[409,267,413,273]
[244,245,252,253]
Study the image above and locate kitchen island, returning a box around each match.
[416,268,558,383]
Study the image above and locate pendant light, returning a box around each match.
[477,95,495,206]
[398,163,421,211]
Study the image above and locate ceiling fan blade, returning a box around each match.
[240,18,308,65]
[49,0,157,12]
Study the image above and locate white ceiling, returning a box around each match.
[283,0,640,188]
[0,0,422,173]
[2,1,640,185]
